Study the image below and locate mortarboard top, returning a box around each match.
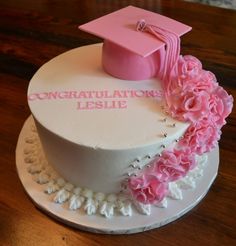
[79,6,192,80]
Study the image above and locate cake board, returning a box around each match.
[16,116,219,234]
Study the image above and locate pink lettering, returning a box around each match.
[28,93,38,101]
[131,90,144,98]
[103,90,113,98]
[118,100,127,108]
[77,100,128,110]
[87,91,93,99]
[37,93,48,100]
[58,91,70,99]
[144,90,163,98]
[95,100,103,109]
[68,91,78,99]
[77,101,84,110]
[113,90,123,98]
[48,91,58,99]
[78,91,89,99]
[28,89,163,102]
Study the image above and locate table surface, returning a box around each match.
[0,0,235,245]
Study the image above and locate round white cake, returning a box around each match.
[28,44,189,193]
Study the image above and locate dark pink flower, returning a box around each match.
[128,174,168,204]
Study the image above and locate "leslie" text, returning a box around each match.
[77,100,127,110]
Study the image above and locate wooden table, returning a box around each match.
[0,1,235,245]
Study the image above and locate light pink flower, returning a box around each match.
[128,174,168,204]
[128,54,233,206]
[179,119,221,155]
[166,89,210,123]
[177,55,202,81]
[166,54,218,105]
[166,56,221,123]
[178,148,197,171]
[154,148,196,182]
[209,86,233,127]
[166,55,203,94]
[179,70,218,93]
[195,70,218,91]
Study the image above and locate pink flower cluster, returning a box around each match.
[166,55,233,125]
[128,174,168,204]
[179,119,221,155]
[128,55,233,205]
[128,148,196,204]
[166,55,233,155]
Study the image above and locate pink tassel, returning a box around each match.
[136,19,180,91]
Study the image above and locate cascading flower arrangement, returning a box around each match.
[128,54,233,205]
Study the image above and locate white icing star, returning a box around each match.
[54,189,70,203]
[69,195,85,210]
[84,198,98,215]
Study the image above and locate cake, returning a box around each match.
[24,6,233,219]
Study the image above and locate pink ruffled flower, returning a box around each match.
[166,55,203,94]
[209,86,233,127]
[128,174,168,204]
[178,148,197,172]
[195,70,218,92]
[179,119,221,155]
[166,89,210,123]
[153,148,196,182]
[180,70,218,93]
[128,53,233,206]
[177,55,202,81]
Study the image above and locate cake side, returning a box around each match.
[22,116,211,218]
[28,44,189,149]
[28,44,189,193]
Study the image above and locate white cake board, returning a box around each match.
[16,116,219,234]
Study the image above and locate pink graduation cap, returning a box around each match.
[79,6,191,81]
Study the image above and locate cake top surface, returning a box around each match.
[79,6,191,57]
[28,44,189,150]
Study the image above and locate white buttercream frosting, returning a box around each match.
[106,194,117,203]
[154,198,168,208]
[54,189,70,204]
[84,198,98,215]
[133,201,151,216]
[45,180,60,194]
[73,187,82,195]
[24,155,37,164]
[27,164,43,174]
[24,97,207,217]
[64,183,74,191]
[116,200,132,216]
[94,192,105,202]
[168,182,183,200]
[99,201,115,218]
[56,178,66,187]
[82,189,93,199]
[33,172,50,184]
[28,44,189,193]
[69,195,85,210]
